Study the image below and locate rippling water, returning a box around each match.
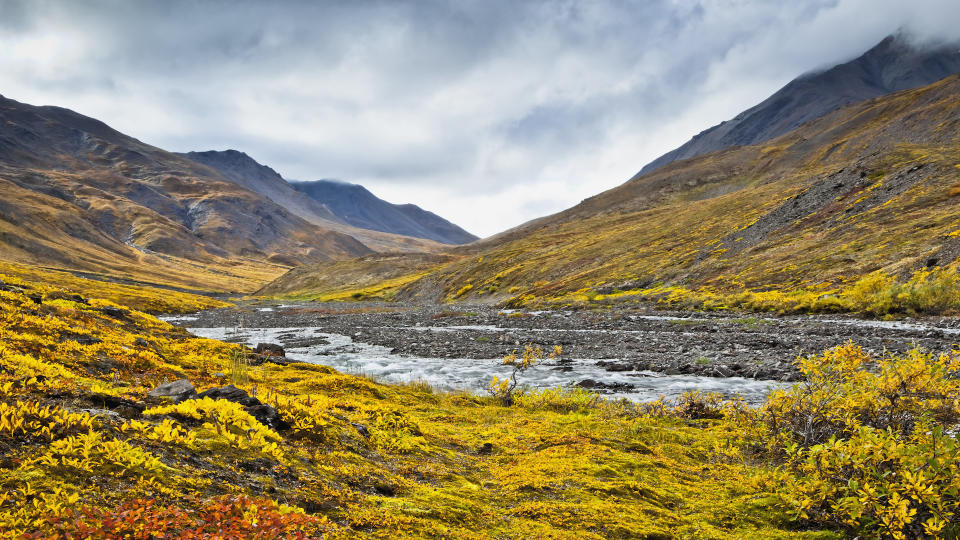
[186,326,785,404]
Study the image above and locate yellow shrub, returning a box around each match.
[766,343,960,538]
[144,397,285,462]
[0,401,95,441]
[274,394,335,444]
[763,342,960,448]
[26,431,167,482]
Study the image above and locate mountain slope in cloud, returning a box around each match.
[293,180,479,245]
[637,34,960,176]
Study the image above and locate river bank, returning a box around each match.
[164,301,960,402]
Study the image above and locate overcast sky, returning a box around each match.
[1,0,959,237]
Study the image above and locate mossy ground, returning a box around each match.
[0,267,838,538]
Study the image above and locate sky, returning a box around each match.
[1,0,959,238]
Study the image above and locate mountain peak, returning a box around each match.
[178,149,285,187]
[180,152,477,245]
[293,179,478,245]
[637,34,960,176]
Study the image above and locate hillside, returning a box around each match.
[180,150,450,253]
[264,74,960,310]
[256,252,460,301]
[178,150,344,225]
[638,34,960,175]
[293,180,479,245]
[0,95,374,292]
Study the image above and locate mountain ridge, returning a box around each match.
[292,179,479,245]
[0,94,374,292]
[637,33,960,176]
[179,149,471,250]
[263,74,960,305]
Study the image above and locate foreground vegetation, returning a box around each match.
[1,268,959,538]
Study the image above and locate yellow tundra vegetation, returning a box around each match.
[2,269,960,538]
[544,266,960,317]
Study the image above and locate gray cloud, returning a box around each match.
[1,0,958,236]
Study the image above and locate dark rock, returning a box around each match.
[712,365,734,378]
[28,294,42,304]
[63,333,102,345]
[574,379,635,392]
[250,355,297,367]
[596,360,632,372]
[195,384,288,431]
[254,343,285,357]
[373,482,396,496]
[197,384,259,406]
[147,379,197,403]
[351,422,370,438]
[245,403,289,432]
[100,306,127,319]
[88,393,145,417]
[133,337,150,348]
[477,442,494,455]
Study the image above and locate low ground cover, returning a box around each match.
[0,268,956,538]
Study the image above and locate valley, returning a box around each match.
[3,14,960,538]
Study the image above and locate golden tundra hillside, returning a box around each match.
[0,94,459,294]
[263,75,960,312]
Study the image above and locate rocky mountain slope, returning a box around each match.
[178,150,344,225]
[179,150,457,252]
[0,94,373,292]
[265,74,960,307]
[293,180,478,245]
[638,34,960,175]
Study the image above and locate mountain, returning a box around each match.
[262,74,960,305]
[0,94,372,292]
[178,150,344,225]
[293,180,479,245]
[638,34,960,176]
[178,150,458,252]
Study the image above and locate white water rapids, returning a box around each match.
[184,325,785,404]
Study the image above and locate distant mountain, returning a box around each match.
[0,94,372,292]
[179,150,467,250]
[178,150,343,225]
[293,180,478,245]
[265,74,960,304]
[638,34,960,175]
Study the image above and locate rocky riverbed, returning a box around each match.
[165,302,960,401]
